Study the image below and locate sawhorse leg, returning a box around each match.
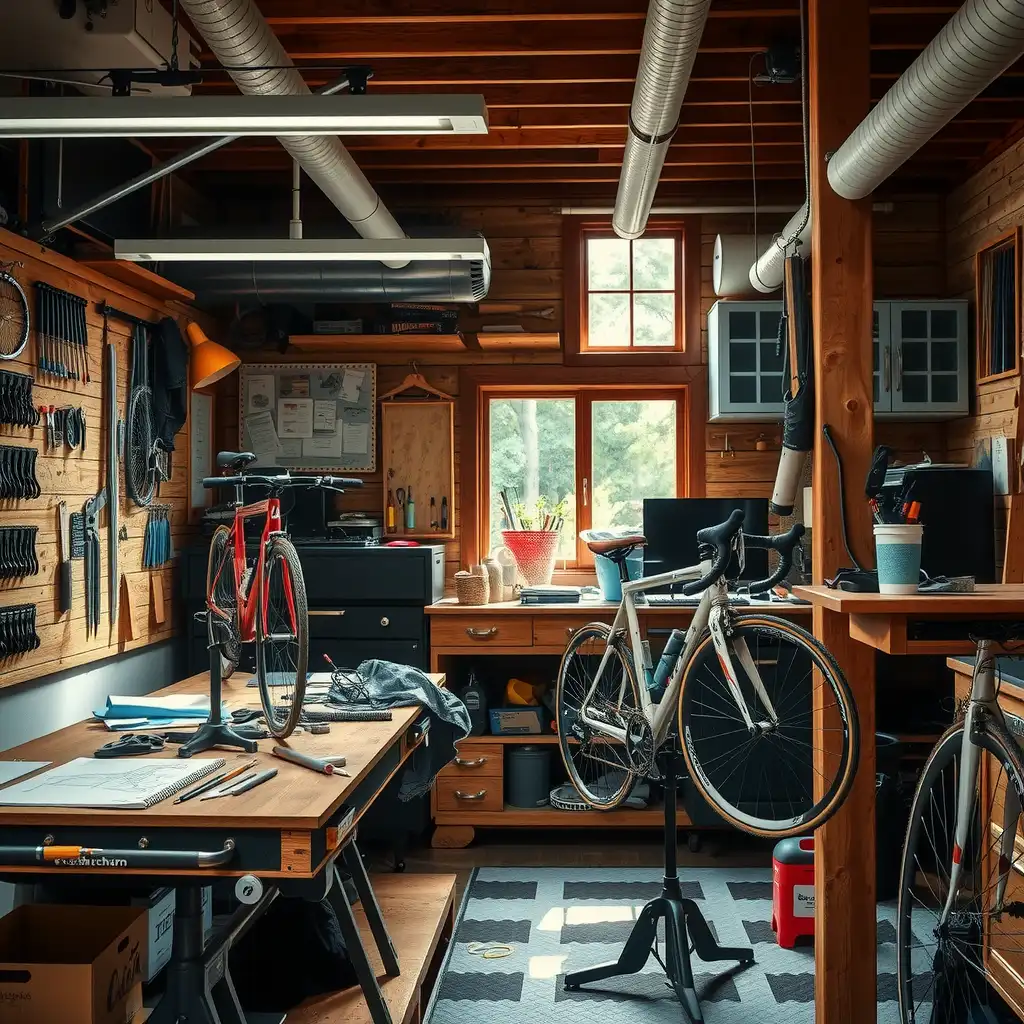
[341,842,400,976]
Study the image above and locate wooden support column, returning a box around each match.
[808,0,877,1022]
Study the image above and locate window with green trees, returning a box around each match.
[487,390,682,565]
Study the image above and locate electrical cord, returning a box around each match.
[822,424,864,572]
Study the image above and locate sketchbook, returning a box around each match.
[0,757,226,810]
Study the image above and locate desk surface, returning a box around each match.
[0,671,443,831]
[794,583,1024,615]
[426,597,812,615]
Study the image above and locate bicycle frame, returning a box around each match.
[579,557,781,750]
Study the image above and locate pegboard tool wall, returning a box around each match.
[0,229,204,692]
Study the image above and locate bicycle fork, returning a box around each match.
[708,608,780,735]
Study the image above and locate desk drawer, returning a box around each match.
[533,615,611,647]
[435,775,504,812]
[439,742,504,778]
[308,606,422,640]
[431,616,532,648]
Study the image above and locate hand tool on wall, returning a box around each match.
[40,406,86,453]
[0,604,39,657]
[0,371,38,427]
[0,445,40,499]
[405,486,415,531]
[0,526,39,580]
[430,496,437,529]
[106,339,120,627]
[58,501,71,615]
[35,283,86,383]
[441,496,449,531]
[143,504,174,568]
[84,486,107,638]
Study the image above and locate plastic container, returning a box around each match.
[594,551,644,601]
[506,745,551,808]
[874,523,923,594]
[771,836,815,948]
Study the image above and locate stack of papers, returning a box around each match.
[92,695,224,732]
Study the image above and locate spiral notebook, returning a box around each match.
[0,757,226,810]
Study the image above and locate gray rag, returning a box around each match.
[355,659,471,800]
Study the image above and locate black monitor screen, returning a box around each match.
[642,497,770,587]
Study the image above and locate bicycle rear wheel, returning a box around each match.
[897,720,1024,1023]
[257,535,308,738]
[678,614,858,838]
[205,525,240,678]
[555,622,642,810]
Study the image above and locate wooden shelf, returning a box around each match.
[289,873,455,1024]
[78,259,196,302]
[475,331,560,351]
[291,334,466,354]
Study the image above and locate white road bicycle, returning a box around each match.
[555,509,860,838]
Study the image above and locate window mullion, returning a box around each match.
[576,392,592,564]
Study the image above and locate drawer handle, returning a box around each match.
[454,789,487,801]
[466,627,498,639]
[381,616,390,627]
[455,756,488,768]
[309,610,346,617]
[565,626,575,637]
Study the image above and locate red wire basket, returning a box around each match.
[501,530,560,586]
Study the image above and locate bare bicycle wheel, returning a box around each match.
[205,525,240,678]
[555,622,642,810]
[0,272,28,359]
[126,385,156,507]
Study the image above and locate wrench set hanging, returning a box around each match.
[83,486,106,638]
[0,445,40,499]
[35,283,89,383]
[39,405,86,453]
[0,604,39,657]
[0,371,39,427]
[143,505,174,568]
[0,526,39,580]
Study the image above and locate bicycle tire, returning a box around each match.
[555,622,642,810]
[897,718,1024,1023]
[677,614,859,838]
[0,272,29,360]
[257,535,308,739]
[125,385,156,507]
[205,526,240,679]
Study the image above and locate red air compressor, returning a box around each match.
[771,836,815,948]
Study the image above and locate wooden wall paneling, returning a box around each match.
[0,229,200,691]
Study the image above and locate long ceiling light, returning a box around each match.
[113,238,491,263]
[0,95,489,138]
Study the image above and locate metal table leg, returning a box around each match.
[341,842,400,977]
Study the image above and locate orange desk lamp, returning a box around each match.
[187,322,240,390]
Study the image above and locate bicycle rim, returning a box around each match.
[205,526,239,677]
[257,536,308,738]
[678,614,858,838]
[0,274,29,359]
[126,385,156,507]
[555,622,641,810]
[897,721,1024,1023]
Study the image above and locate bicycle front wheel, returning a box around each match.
[678,614,858,838]
[897,720,1024,1023]
[257,535,308,738]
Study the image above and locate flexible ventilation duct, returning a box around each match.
[178,0,408,265]
[828,0,1024,199]
[613,0,713,239]
[169,259,491,304]
[749,204,810,294]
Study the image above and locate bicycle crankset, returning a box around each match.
[624,709,659,778]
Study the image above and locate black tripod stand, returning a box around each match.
[563,751,754,1023]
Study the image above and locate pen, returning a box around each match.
[272,745,348,776]
[174,758,258,803]
[226,768,278,796]
[199,772,258,800]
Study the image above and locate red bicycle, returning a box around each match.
[204,451,362,738]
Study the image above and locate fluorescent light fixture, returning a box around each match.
[0,95,489,138]
[114,237,491,263]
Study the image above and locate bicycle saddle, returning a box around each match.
[217,451,256,470]
[582,531,646,560]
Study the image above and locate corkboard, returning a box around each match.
[381,399,455,540]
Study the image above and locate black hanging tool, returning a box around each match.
[95,733,166,758]
[58,500,71,615]
[0,445,40,499]
[0,526,39,580]
[84,487,107,637]
[0,604,39,658]
[34,283,87,383]
[70,510,85,558]
[41,405,85,452]
[0,371,38,428]
[441,496,449,531]
[143,504,173,568]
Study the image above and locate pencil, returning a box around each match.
[174,758,258,804]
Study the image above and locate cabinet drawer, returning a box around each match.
[308,606,423,640]
[439,743,504,778]
[533,615,609,647]
[435,776,504,812]
[431,616,532,647]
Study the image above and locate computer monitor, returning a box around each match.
[642,497,770,589]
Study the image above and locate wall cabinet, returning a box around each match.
[709,299,969,422]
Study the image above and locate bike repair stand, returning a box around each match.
[563,751,754,1023]
[178,611,260,758]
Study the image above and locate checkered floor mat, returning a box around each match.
[425,867,928,1024]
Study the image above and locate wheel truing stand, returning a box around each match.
[563,751,754,1023]
[178,610,260,757]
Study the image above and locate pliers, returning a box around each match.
[84,487,107,638]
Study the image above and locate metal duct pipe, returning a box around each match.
[828,0,1024,199]
[169,259,491,304]
[178,0,409,266]
[612,0,713,239]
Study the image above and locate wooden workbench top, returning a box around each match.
[426,596,812,614]
[795,584,1024,615]
[0,670,444,831]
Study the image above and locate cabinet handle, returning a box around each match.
[565,626,575,637]
[896,344,903,392]
[455,756,488,768]
[466,626,498,639]
[309,610,345,617]
[882,344,891,394]
[380,616,390,627]
[454,789,487,801]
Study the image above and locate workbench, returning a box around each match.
[795,584,1024,1024]
[0,670,455,1024]
[426,596,812,848]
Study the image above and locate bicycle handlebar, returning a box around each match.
[679,509,745,596]
[202,473,364,491]
[742,522,805,594]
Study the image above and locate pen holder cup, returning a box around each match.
[502,530,560,587]
[874,523,923,595]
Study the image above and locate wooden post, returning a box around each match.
[808,0,878,1022]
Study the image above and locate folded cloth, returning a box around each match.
[94,695,220,720]
[345,660,471,800]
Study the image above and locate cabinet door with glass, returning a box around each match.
[889,301,969,418]
[708,300,786,420]
[872,302,892,416]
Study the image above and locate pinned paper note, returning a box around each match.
[341,369,365,403]
[278,398,314,438]
[303,434,343,459]
[279,438,302,458]
[313,400,337,434]
[247,374,274,414]
[343,421,369,455]
[245,410,280,458]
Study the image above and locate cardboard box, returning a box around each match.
[0,904,146,1024]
